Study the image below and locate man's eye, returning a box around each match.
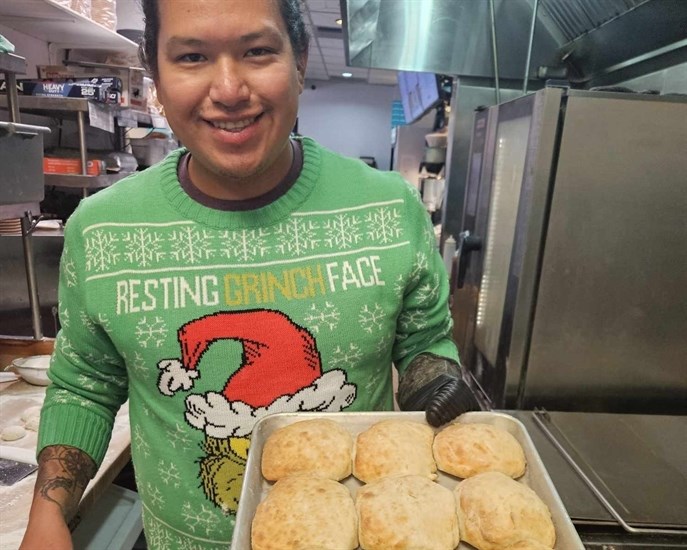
[246,48,273,57]
[177,53,205,63]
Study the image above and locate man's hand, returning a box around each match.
[19,445,97,550]
[397,353,482,427]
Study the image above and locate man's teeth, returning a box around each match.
[212,118,255,131]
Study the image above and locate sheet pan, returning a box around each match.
[231,410,584,550]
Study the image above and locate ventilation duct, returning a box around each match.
[341,0,687,87]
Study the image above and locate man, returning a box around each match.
[21,1,479,548]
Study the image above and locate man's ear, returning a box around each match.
[296,51,308,92]
[152,77,167,116]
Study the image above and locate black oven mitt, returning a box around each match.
[397,353,482,427]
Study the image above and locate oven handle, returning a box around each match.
[454,230,482,289]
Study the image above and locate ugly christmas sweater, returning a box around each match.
[38,137,459,549]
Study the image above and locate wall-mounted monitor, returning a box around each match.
[397,71,441,124]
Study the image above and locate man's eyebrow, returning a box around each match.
[239,28,283,43]
[165,36,206,49]
[164,28,284,50]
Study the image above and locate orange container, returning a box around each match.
[43,157,104,176]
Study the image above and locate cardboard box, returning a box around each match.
[0,78,121,104]
[43,157,105,176]
[37,63,146,110]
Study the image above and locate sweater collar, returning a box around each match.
[159,136,320,229]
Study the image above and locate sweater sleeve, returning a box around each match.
[37,206,128,467]
[392,182,460,375]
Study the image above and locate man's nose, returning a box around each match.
[208,57,250,106]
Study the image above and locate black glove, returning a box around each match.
[397,353,482,427]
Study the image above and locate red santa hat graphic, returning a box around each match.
[157,310,356,438]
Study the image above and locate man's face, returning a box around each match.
[155,0,307,199]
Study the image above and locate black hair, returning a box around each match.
[138,0,310,78]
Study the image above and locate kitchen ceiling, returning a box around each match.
[301,0,400,86]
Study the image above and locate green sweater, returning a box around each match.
[38,137,458,548]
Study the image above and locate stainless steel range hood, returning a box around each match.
[341,0,687,87]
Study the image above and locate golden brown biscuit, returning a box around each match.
[454,471,556,550]
[353,419,436,483]
[433,422,526,478]
[251,475,358,550]
[261,418,353,481]
[356,475,460,550]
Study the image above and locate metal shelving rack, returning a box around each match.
[0,95,133,196]
[0,3,164,339]
[0,53,47,339]
[0,0,139,55]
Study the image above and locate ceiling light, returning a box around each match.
[335,18,342,25]
[342,72,353,78]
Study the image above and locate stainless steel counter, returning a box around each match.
[510,411,687,549]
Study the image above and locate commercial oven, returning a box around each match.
[452,87,687,414]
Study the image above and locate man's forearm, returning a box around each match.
[32,445,97,524]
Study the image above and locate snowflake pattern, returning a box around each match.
[167,423,193,449]
[76,199,418,275]
[393,273,406,299]
[415,273,441,305]
[302,302,340,333]
[217,228,270,261]
[168,226,215,264]
[142,514,173,549]
[61,249,77,287]
[322,213,362,249]
[274,218,319,256]
[58,336,80,364]
[58,305,70,329]
[79,311,96,336]
[158,459,181,488]
[358,303,386,333]
[181,501,218,536]
[50,389,91,407]
[329,343,364,369]
[76,373,97,391]
[374,332,395,358]
[126,351,147,375]
[96,313,112,331]
[408,251,429,285]
[362,373,383,395]
[122,228,166,267]
[177,539,216,550]
[133,425,151,458]
[135,316,168,349]
[399,309,429,331]
[99,371,127,389]
[85,229,120,272]
[365,206,402,244]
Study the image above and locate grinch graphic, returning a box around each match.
[156,309,357,512]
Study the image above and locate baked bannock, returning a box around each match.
[356,474,460,550]
[454,471,556,550]
[251,475,358,550]
[433,422,526,478]
[261,418,353,481]
[353,419,436,483]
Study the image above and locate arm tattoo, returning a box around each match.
[35,446,97,521]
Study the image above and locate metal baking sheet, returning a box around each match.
[231,411,584,550]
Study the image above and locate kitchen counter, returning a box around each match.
[0,378,131,549]
[509,410,687,549]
